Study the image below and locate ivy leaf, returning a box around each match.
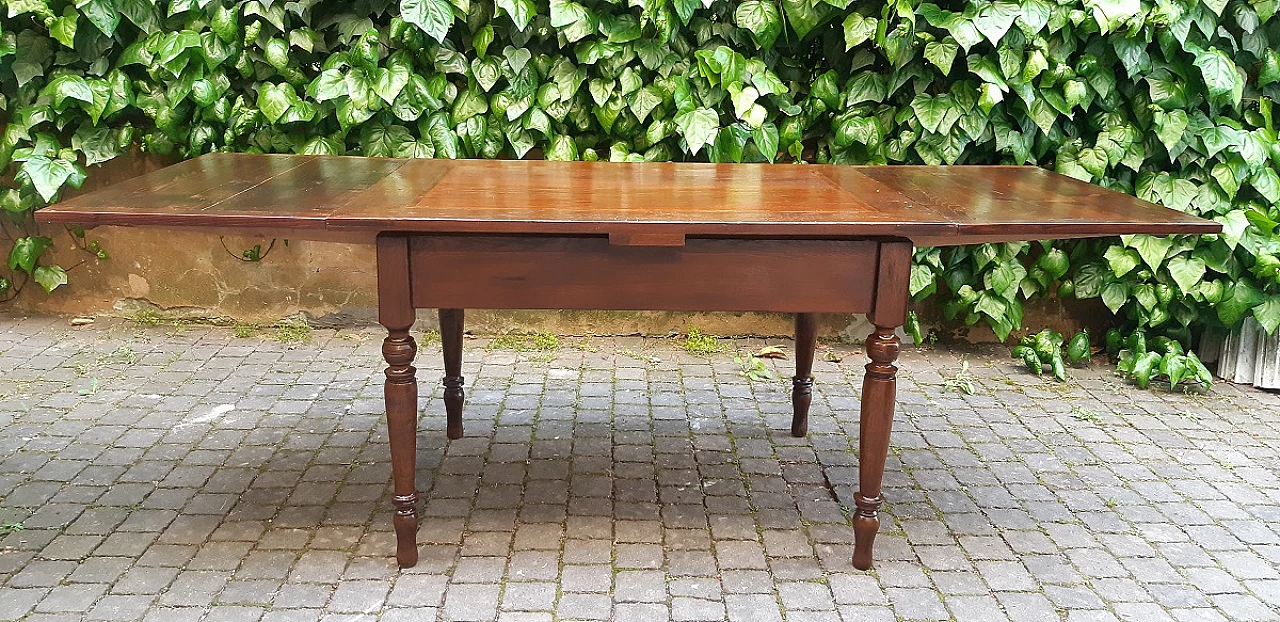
[258,83,301,124]
[1194,48,1243,107]
[496,0,536,31]
[781,0,828,39]
[924,39,958,74]
[1153,109,1187,153]
[973,2,1019,43]
[7,236,52,274]
[1166,255,1206,295]
[1124,235,1174,271]
[1104,245,1140,277]
[1255,299,1280,336]
[1217,278,1263,326]
[33,265,67,293]
[1101,281,1131,313]
[843,12,876,49]
[911,94,958,134]
[20,156,75,201]
[49,9,78,49]
[75,0,120,36]
[1086,0,1140,33]
[308,69,347,102]
[673,107,719,156]
[845,71,886,107]
[44,75,94,110]
[119,0,161,33]
[752,122,779,163]
[401,0,453,44]
[361,123,414,157]
[375,64,411,104]
[736,1,782,50]
[629,85,663,123]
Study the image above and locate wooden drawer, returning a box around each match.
[407,235,878,313]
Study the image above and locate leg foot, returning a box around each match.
[852,492,883,570]
[439,309,465,440]
[392,493,419,567]
[792,313,818,437]
[382,331,420,569]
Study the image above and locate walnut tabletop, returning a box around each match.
[34,153,1221,572]
[38,153,1218,246]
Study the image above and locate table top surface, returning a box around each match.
[38,153,1219,246]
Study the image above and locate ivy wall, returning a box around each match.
[1,0,1278,342]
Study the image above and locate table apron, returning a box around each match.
[403,235,880,313]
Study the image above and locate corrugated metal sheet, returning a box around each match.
[1214,317,1280,389]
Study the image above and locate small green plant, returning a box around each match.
[1105,497,1119,508]
[420,329,441,345]
[274,318,313,344]
[489,330,559,351]
[905,311,924,346]
[941,361,976,395]
[114,346,137,364]
[73,361,91,376]
[0,522,24,536]
[233,323,257,338]
[1177,411,1202,421]
[1069,406,1102,422]
[1109,328,1213,391]
[1012,329,1088,382]
[683,328,722,355]
[132,309,163,327]
[733,353,776,382]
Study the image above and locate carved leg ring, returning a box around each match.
[443,374,465,440]
[792,313,818,437]
[383,331,419,568]
[853,325,900,570]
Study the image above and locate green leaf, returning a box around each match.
[1153,109,1187,153]
[1255,299,1280,335]
[45,75,94,109]
[1086,0,1140,33]
[375,64,411,104]
[1194,48,1243,107]
[497,0,536,31]
[843,12,877,49]
[1166,255,1206,295]
[844,72,886,106]
[781,0,829,39]
[910,94,959,134]
[973,2,1019,43]
[673,107,719,156]
[20,156,75,201]
[1124,235,1174,271]
[8,236,52,274]
[308,69,347,102]
[257,83,298,124]
[752,122,779,163]
[1101,281,1131,313]
[1104,246,1140,277]
[118,0,160,33]
[401,0,453,44]
[33,265,67,293]
[1218,278,1264,325]
[75,0,120,36]
[49,9,78,49]
[736,1,782,50]
[361,123,414,158]
[924,39,958,74]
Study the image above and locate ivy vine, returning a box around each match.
[1,0,1278,343]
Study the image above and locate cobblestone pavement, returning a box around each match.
[1,314,1279,622]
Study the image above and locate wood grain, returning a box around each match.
[406,236,878,313]
[37,155,1220,245]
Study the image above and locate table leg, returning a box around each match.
[852,240,911,570]
[439,308,465,440]
[377,235,419,568]
[791,313,818,437]
[853,325,899,570]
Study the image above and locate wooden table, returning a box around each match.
[38,154,1218,570]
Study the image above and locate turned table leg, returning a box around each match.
[377,235,419,568]
[852,240,911,570]
[792,313,818,437]
[439,308,465,440]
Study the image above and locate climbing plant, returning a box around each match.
[1,0,1277,344]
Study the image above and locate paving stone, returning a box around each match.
[4,326,1280,622]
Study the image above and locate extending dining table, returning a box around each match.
[37,153,1219,570]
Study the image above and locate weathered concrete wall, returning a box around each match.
[16,153,1106,341]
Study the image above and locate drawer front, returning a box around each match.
[408,235,878,313]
